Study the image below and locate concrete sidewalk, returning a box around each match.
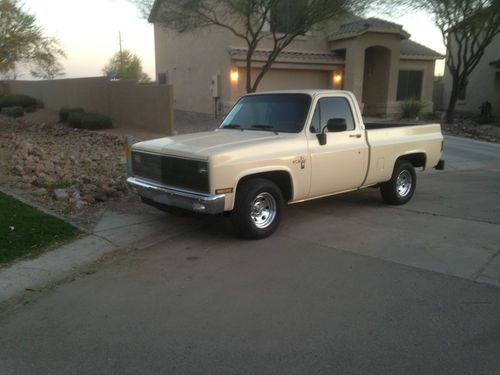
[0,204,203,304]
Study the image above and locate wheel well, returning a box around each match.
[397,153,426,169]
[237,171,293,202]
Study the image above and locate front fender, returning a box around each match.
[223,166,296,211]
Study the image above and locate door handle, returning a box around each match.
[349,134,362,138]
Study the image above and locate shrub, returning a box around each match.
[0,94,38,109]
[401,99,426,119]
[67,111,85,128]
[80,112,113,130]
[25,105,37,113]
[59,107,85,122]
[1,106,24,118]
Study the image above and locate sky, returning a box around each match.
[20,0,446,80]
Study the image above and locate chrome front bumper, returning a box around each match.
[127,177,225,215]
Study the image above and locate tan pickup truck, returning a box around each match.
[128,90,444,239]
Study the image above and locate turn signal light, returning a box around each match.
[216,188,233,194]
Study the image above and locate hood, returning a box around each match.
[132,129,291,159]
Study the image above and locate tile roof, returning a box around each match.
[400,39,444,59]
[330,17,410,40]
[226,47,341,63]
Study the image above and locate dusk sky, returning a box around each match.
[21,0,446,80]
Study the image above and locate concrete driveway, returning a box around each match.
[0,135,499,374]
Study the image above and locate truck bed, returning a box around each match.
[362,123,443,187]
[364,122,430,130]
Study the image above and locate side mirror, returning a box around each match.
[317,133,327,146]
[326,118,347,133]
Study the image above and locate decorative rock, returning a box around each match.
[32,188,48,196]
[93,191,109,202]
[82,194,96,204]
[1,117,128,213]
[54,189,69,200]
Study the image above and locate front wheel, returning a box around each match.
[231,178,284,239]
[380,160,416,205]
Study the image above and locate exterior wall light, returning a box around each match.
[334,72,343,85]
[230,68,239,83]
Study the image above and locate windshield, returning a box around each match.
[219,94,312,133]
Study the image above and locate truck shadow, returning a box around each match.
[159,188,386,240]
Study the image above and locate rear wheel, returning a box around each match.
[231,178,284,239]
[380,160,416,205]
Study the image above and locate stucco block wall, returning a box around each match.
[2,77,174,134]
[443,34,500,115]
[154,24,237,114]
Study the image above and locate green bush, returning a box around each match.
[401,99,426,119]
[59,107,85,122]
[25,105,37,113]
[0,94,38,109]
[67,111,85,128]
[80,112,113,130]
[1,106,24,118]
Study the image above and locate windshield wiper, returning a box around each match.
[251,124,279,135]
[251,124,273,129]
[221,124,242,129]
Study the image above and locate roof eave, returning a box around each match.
[329,29,411,42]
[148,0,161,23]
[400,54,444,61]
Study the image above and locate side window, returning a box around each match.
[318,97,355,132]
[310,104,320,133]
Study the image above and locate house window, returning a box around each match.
[158,72,167,85]
[271,0,307,34]
[397,70,423,101]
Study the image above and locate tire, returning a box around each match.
[231,178,284,239]
[380,160,416,205]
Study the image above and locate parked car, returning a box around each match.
[128,90,444,239]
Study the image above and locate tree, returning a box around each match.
[0,0,65,78]
[133,0,369,93]
[30,53,65,80]
[406,0,500,123]
[103,49,151,82]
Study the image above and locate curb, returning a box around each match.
[0,191,203,306]
[0,234,118,304]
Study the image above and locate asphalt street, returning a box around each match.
[0,135,499,374]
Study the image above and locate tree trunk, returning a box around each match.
[446,78,460,124]
[245,48,255,93]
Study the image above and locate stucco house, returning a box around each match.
[443,34,500,116]
[150,3,443,117]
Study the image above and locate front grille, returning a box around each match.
[132,152,162,182]
[132,152,209,193]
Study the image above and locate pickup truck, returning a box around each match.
[128,90,444,239]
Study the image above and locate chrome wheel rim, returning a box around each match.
[396,170,412,197]
[251,192,277,229]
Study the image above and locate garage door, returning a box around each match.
[237,68,331,97]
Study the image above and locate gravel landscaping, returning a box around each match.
[441,117,500,143]
[0,113,128,228]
